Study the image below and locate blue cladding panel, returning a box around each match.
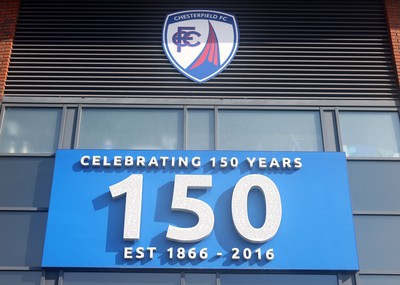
[42,150,358,270]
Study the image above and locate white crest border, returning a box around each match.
[162,10,239,83]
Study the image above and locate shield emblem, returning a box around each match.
[163,10,239,83]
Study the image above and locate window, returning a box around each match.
[354,216,400,272]
[0,272,41,285]
[347,161,400,212]
[0,157,54,208]
[0,108,62,154]
[187,109,214,150]
[63,272,180,285]
[358,275,400,285]
[0,212,47,267]
[78,109,183,150]
[220,274,337,285]
[185,274,215,285]
[76,108,328,151]
[339,111,400,158]
[218,110,323,151]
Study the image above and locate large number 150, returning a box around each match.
[109,174,282,244]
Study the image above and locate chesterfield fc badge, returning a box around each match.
[163,10,239,83]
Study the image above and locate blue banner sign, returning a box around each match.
[42,150,358,270]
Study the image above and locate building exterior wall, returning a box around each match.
[0,0,19,99]
[0,1,400,285]
[386,0,400,85]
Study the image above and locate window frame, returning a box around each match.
[335,107,400,161]
[0,104,66,157]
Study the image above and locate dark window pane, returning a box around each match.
[0,212,47,267]
[0,272,42,285]
[63,272,180,285]
[348,161,400,212]
[358,275,400,285]
[186,274,215,285]
[0,157,54,208]
[354,216,400,272]
[220,274,337,285]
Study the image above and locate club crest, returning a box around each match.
[163,10,239,83]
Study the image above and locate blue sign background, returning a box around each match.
[42,150,358,270]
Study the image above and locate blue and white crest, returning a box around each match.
[163,10,239,83]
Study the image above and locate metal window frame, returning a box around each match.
[1,103,398,160]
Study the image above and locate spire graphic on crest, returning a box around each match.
[189,22,220,70]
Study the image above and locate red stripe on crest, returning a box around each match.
[190,22,220,70]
